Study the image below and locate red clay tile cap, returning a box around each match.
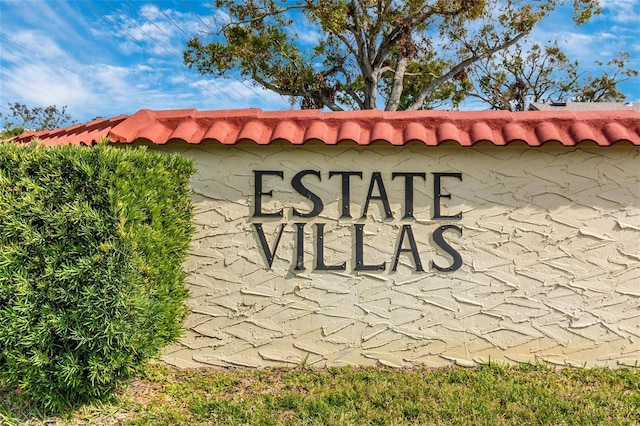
[8,114,129,146]
[7,108,640,147]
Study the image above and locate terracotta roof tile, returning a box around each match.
[569,122,597,143]
[9,114,128,146]
[7,108,640,147]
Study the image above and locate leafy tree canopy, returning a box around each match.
[184,0,603,111]
[469,45,638,111]
[1,103,76,139]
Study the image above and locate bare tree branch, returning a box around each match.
[385,57,408,111]
[406,31,529,110]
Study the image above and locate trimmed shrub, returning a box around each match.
[0,141,195,411]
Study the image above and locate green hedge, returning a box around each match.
[0,142,195,411]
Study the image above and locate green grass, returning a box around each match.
[2,362,639,425]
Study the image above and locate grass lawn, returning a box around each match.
[2,362,639,425]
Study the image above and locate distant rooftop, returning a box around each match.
[530,101,640,112]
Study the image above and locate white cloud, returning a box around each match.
[0,1,289,122]
[209,8,232,28]
[529,0,639,64]
[188,78,289,109]
[2,30,67,62]
[4,0,86,44]
[599,0,640,24]
[1,65,91,108]
[169,74,188,84]
[103,2,213,57]
[286,18,322,46]
[106,12,181,56]
[3,0,631,122]
[528,25,630,65]
[140,4,164,21]
[88,64,133,91]
[554,32,599,59]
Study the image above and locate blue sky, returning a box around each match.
[1,0,638,125]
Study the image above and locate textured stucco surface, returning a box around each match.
[157,142,640,368]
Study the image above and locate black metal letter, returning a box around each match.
[392,172,426,219]
[254,170,284,217]
[354,224,386,271]
[433,172,462,220]
[431,225,463,272]
[315,223,346,271]
[294,223,305,270]
[362,172,393,219]
[254,223,285,268]
[391,225,424,271]
[329,171,363,218]
[292,170,324,218]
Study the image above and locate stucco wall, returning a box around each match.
[156,142,640,368]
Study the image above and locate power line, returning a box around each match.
[112,0,231,98]
[149,0,276,103]
[0,34,37,55]
[149,0,190,39]
[145,0,272,103]
[87,0,284,107]
[88,0,225,100]
[0,33,128,101]
[178,0,214,34]
[100,0,180,55]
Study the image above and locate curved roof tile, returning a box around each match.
[436,122,462,145]
[604,122,632,144]
[470,122,494,144]
[237,119,270,143]
[7,108,640,147]
[202,121,236,144]
[371,122,396,144]
[501,122,527,145]
[338,121,366,144]
[403,122,428,143]
[304,120,330,143]
[568,122,597,144]
[535,122,563,144]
